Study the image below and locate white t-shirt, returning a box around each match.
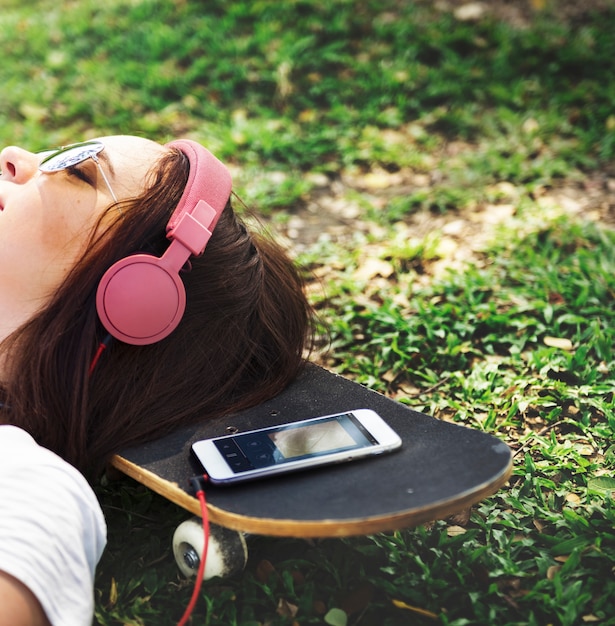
[0,425,107,626]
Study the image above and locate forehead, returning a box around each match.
[95,135,168,195]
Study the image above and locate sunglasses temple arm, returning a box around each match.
[91,155,119,203]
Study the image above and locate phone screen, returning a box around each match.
[214,413,377,474]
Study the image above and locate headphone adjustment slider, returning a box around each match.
[166,208,213,258]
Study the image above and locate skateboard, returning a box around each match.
[111,363,512,579]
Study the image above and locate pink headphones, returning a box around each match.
[95,140,232,345]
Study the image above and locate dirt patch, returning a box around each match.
[279,168,615,275]
[429,0,614,27]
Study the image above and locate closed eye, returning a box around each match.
[66,164,94,186]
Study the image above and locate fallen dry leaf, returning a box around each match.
[446,507,472,526]
[255,559,276,583]
[108,577,118,607]
[339,581,375,616]
[276,597,298,618]
[312,600,327,615]
[544,336,574,350]
[392,599,439,620]
[565,493,581,505]
[353,257,395,281]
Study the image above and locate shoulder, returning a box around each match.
[0,425,104,524]
[0,425,107,626]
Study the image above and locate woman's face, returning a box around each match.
[0,135,167,337]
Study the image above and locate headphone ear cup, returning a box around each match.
[96,254,187,345]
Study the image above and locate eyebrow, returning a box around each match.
[88,150,118,202]
[95,149,116,179]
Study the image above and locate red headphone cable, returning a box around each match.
[89,336,211,623]
[88,334,113,377]
[177,476,210,626]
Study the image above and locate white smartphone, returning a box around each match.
[191,409,402,485]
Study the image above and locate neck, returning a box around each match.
[0,305,34,382]
[0,285,51,380]
[0,297,42,344]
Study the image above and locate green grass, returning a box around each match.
[2,0,615,206]
[2,0,615,624]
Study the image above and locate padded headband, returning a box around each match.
[164,139,231,241]
[95,139,232,345]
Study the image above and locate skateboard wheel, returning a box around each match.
[172,517,248,580]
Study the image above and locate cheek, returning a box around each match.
[40,196,99,264]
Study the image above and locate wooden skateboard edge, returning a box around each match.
[110,453,513,538]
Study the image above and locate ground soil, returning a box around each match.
[278,167,615,277]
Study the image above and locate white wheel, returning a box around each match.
[172,517,248,580]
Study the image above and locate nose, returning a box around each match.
[0,146,40,184]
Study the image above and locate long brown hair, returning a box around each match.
[0,149,315,476]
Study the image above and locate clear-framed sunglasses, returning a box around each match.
[38,140,118,203]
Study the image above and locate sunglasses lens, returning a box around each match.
[39,142,104,172]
